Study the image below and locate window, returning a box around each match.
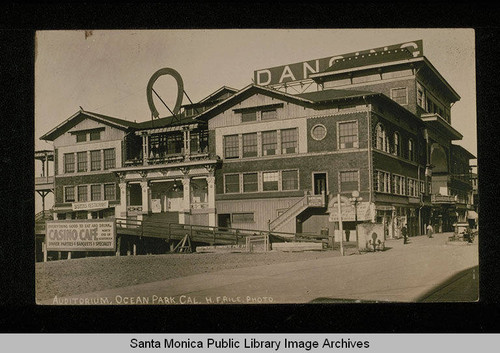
[78,185,88,202]
[91,184,102,201]
[104,184,115,201]
[393,132,401,156]
[224,174,240,193]
[76,132,86,143]
[261,109,277,120]
[232,213,254,223]
[408,179,418,197]
[77,151,87,172]
[103,148,115,170]
[375,124,389,152]
[262,131,277,156]
[281,128,298,154]
[64,186,75,202]
[311,124,327,141]
[420,181,426,194]
[90,150,101,171]
[282,170,299,190]
[64,153,75,173]
[224,135,239,159]
[417,82,426,109]
[376,171,391,193]
[340,171,359,192]
[242,133,257,158]
[339,121,358,149]
[90,130,101,141]
[241,111,257,123]
[263,171,279,191]
[243,173,258,192]
[408,139,415,161]
[393,175,406,195]
[391,87,408,105]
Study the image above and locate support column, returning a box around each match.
[116,179,128,218]
[184,129,191,161]
[179,177,191,224]
[142,134,149,165]
[207,175,216,227]
[140,180,150,214]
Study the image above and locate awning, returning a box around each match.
[467,210,479,219]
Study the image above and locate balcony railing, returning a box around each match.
[124,152,212,167]
[431,194,457,204]
[35,176,54,185]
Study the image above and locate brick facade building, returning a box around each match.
[37,40,475,241]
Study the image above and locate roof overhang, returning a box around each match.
[452,143,476,160]
[421,113,463,140]
[135,123,200,135]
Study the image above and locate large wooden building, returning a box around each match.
[36,40,476,242]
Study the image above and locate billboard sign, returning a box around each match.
[45,219,116,252]
[72,200,109,211]
[254,40,423,86]
[328,201,375,222]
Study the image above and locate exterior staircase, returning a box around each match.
[269,191,326,232]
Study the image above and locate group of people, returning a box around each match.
[402,224,434,245]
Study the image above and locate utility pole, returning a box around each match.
[337,194,344,256]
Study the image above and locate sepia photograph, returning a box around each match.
[34,28,478,305]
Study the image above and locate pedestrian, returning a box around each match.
[402,225,408,244]
[345,229,350,242]
[427,224,434,238]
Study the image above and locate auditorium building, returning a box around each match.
[36,40,476,241]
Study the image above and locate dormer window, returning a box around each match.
[76,132,87,143]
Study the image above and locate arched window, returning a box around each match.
[393,132,400,156]
[408,138,415,161]
[376,124,386,151]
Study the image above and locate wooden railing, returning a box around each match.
[269,191,326,231]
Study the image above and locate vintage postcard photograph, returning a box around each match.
[34,28,478,305]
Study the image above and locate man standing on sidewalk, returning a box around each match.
[402,225,408,244]
[427,224,434,238]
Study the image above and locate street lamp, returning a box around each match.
[349,190,363,248]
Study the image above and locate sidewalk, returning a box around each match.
[40,232,478,305]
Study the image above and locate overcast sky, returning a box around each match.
[34,29,476,212]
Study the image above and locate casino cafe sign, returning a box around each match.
[254,40,423,86]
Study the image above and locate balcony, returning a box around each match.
[35,176,54,191]
[431,194,457,204]
[124,152,212,167]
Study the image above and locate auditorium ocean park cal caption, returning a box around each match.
[35,39,478,260]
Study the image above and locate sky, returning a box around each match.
[34,28,477,212]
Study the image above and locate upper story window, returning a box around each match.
[77,185,88,202]
[393,132,401,157]
[90,130,101,141]
[281,128,298,154]
[224,174,240,193]
[261,109,277,121]
[77,151,87,172]
[262,131,277,156]
[311,124,327,141]
[263,171,279,191]
[243,173,258,193]
[376,170,391,193]
[104,183,116,201]
[408,139,415,161]
[391,87,408,105]
[282,170,299,191]
[91,184,102,201]
[339,121,358,149]
[242,133,258,158]
[224,135,239,159]
[103,148,115,170]
[64,186,75,202]
[340,171,359,192]
[375,123,389,152]
[393,175,406,195]
[90,150,101,171]
[241,111,257,123]
[64,153,75,173]
[76,132,87,143]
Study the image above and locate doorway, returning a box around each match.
[218,214,231,229]
[313,172,327,195]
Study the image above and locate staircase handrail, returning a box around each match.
[269,191,308,230]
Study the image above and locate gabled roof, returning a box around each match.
[40,108,139,141]
[198,86,238,103]
[135,114,205,130]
